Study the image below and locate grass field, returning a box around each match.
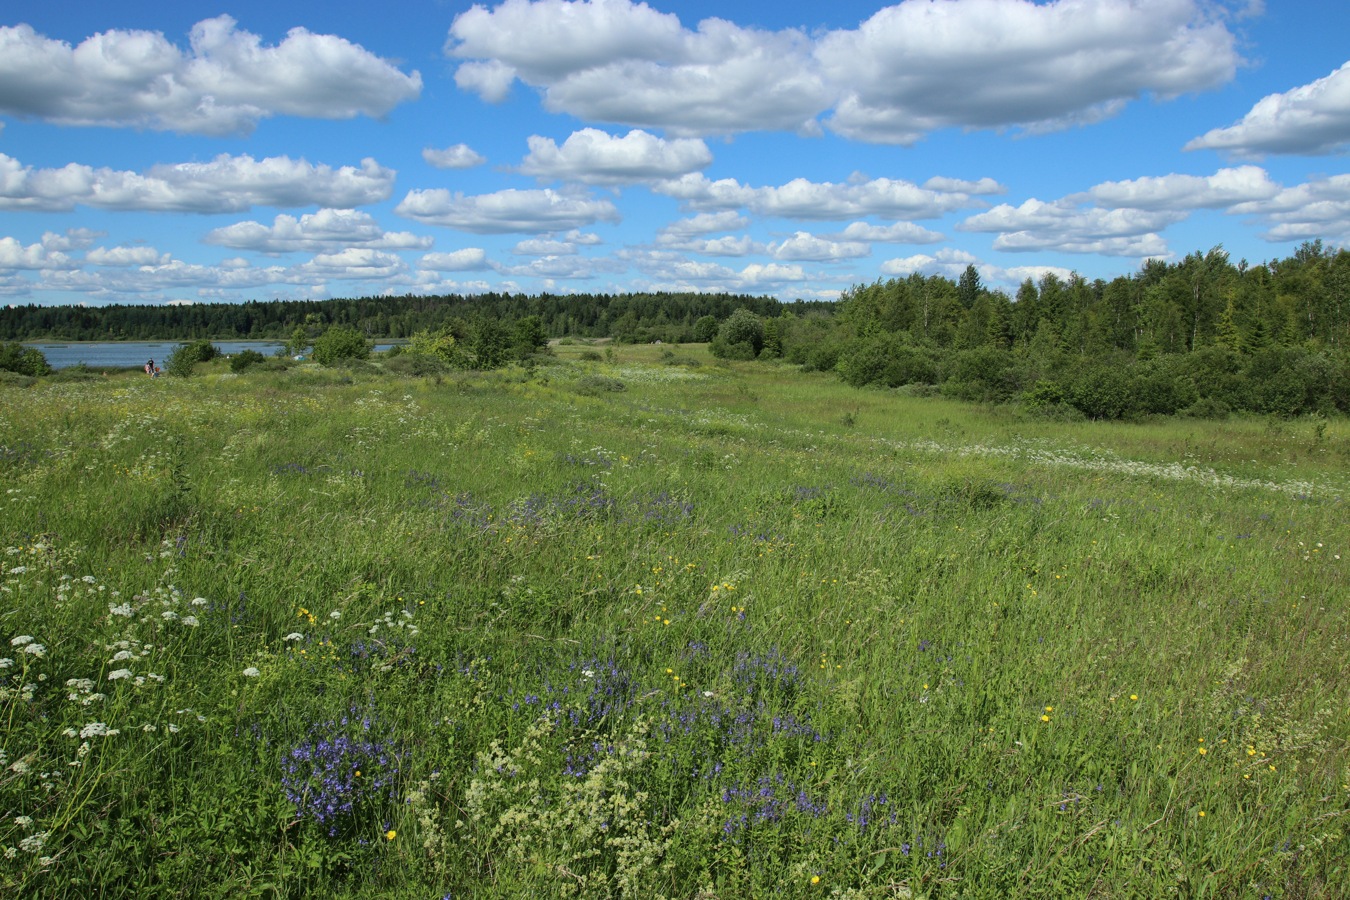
[2,344,1347,898]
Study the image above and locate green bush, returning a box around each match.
[1066,364,1135,420]
[710,309,764,359]
[574,375,626,395]
[384,353,448,376]
[229,349,266,372]
[0,342,53,377]
[165,339,219,377]
[693,315,718,343]
[836,334,938,389]
[311,326,371,365]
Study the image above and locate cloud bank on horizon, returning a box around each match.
[0,0,1347,306]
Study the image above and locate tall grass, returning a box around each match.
[1,347,1346,898]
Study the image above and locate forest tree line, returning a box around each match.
[4,241,1349,418]
[0,290,817,344]
[735,241,1349,418]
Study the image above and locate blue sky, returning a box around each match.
[2,0,1348,306]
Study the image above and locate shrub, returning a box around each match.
[693,315,718,343]
[384,353,448,376]
[575,375,626,396]
[165,339,219,377]
[1065,364,1135,420]
[0,342,52,377]
[229,349,266,372]
[312,326,371,365]
[711,309,764,359]
[1179,397,1231,419]
[836,334,938,388]
[945,347,1017,400]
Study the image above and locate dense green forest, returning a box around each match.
[0,290,817,344]
[754,242,1349,419]
[6,241,1349,418]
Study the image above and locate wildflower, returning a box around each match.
[385,829,396,841]
[10,636,33,647]
[13,816,32,829]
[18,832,48,854]
[1198,747,1207,756]
[107,669,133,681]
[1040,714,1050,722]
[1130,694,1138,701]
[330,611,341,620]
[0,658,12,669]
[191,597,208,607]
[24,643,46,658]
[242,667,261,678]
[111,650,134,662]
[811,875,821,885]
[284,633,305,642]
[181,616,199,627]
[109,603,133,617]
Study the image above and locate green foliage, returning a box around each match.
[512,314,549,360]
[165,339,219,377]
[0,342,51,376]
[311,326,370,365]
[1,354,1347,897]
[284,324,310,357]
[693,315,718,343]
[710,308,765,359]
[228,349,266,372]
[408,326,471,369]
[574,374,627,395]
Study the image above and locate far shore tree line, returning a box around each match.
[4,241,1348,419]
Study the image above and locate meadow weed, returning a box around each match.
[1,349,1346,897]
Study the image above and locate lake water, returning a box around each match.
[23,340,396,369]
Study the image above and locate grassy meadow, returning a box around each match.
[1,343,1348,898]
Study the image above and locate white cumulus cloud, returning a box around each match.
[395,187,620,233]
[659,211,750,236]
[837,221,944,244]
[1186,60,1350,157]
[0,152,394,213]
[520,128,711,184]
[204,209,431,254]
[1082,166,1280,210]
[881,248,981,278]
[961,198,1182,255]
[1229,174,1350,244]
[656,173,978,220]
[0,17,421,136]
[85,246,170,267]
[768,231,870,261]
[817,0,1239,143]
[423,144,487,169]
[0,237,73,270]
[446,0,1239,143]
[419,249,492,271]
